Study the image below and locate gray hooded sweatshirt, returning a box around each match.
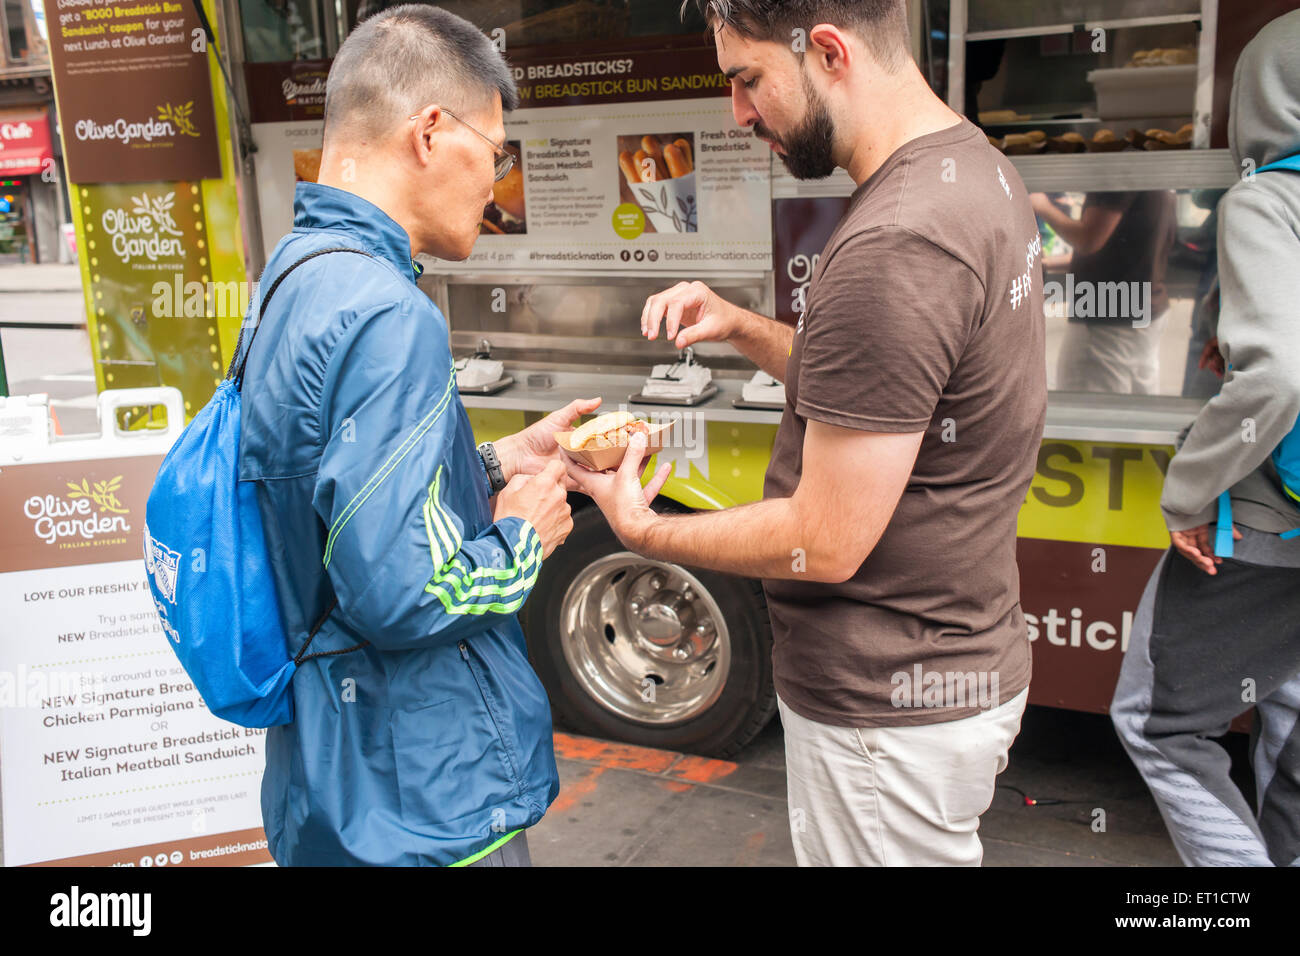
[1160,10,1300,537]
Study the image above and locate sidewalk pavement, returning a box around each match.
[0,266,96,430]
[531,706,1191,866]
[532,731,795,866]
[0,263,83,295]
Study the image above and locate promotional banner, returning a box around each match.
[41,0,222,183]
[0,451,271,867]
[448,97,771,273]
[448,40,771,273]
[42,0,250,419]
[247,40,773,273]
[76,181,228,416]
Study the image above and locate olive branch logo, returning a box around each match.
[66,476,129,515]
[157,101,199,137]
[129,191,181,236]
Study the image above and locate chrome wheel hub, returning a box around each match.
[560,553,730,725]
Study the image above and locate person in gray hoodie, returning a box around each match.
[1110,10,1300,867]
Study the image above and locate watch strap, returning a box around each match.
[478,441,507,495]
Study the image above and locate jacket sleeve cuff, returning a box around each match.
[518,519,542,560]
[494,516,543,567]
[1162,503,1219,532]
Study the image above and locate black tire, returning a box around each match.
[520,503,776,759]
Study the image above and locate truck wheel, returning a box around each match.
[521,504,776,759]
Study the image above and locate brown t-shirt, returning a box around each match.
[763,118,1046,727]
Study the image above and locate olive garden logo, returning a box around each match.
[156,101,200,138]
[102,191,185,264]
[24,476,132,546]
[73,101,201,147]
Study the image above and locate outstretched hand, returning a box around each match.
[496,397,602,491]
[564,432,672,549]
[640,280,737,350]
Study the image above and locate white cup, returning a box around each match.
[632,171,697,234]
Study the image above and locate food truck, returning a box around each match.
[45,0,1296,757]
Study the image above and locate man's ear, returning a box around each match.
[807,24,852,79]
[408,103,442,168]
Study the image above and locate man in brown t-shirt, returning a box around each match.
[567,1,1046,865]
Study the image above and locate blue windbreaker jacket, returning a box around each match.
[239,182,559,866]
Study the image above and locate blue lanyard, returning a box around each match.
[1258,155,1300,173]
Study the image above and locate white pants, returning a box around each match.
[778,688,1028,866]
[1055,312,1168,395]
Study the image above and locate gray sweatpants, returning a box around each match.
[467,830,531,867]
[1110,527,1300,866]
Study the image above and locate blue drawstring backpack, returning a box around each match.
[1214,155,1300,557]
[144,247,371,726]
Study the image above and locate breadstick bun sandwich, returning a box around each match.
[556,412,674,471]
[569,411,651,450]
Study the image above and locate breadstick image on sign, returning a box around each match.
[617,132,697,233]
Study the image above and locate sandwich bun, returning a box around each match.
[569,411,638,449]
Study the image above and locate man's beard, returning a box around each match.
[757,71,837,180]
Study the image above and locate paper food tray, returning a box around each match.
[555,419,674,471]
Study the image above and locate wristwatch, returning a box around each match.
[477,441,508,495]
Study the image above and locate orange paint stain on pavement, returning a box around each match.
[553,733,678,773]
[550,764,607,814]
[735,830,767,866]
[666,754,739,783]
[658,779,694,794]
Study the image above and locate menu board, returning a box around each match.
[0,453,270,867]
[41,0,222,183]
[246,40,773,274]
[443,41,771,274]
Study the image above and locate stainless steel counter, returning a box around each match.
[458,369,785,426]
[459,369,1202,444]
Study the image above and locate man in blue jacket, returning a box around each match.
[238,4,666,866]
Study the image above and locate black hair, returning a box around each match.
[681,0,911,71]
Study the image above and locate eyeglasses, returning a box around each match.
[409,106,516,182]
